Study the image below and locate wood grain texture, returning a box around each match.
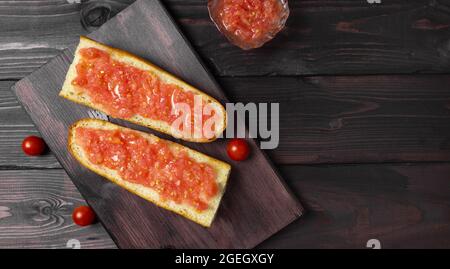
[171,0,450,76]
[3,0,450,249]
[2,0,450,79]
[0,0,134,80]
[0,81,60,168]
[4,74,450,167]
[259,163,450,249]
[13,0,303,248]
[0,169,116,249]
[225,75,450,164]
[1,164,448,249]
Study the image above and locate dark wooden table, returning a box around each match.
[1,0,450,249]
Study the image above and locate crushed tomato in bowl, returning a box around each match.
[208,0,290,50]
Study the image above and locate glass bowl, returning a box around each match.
[208,0,290,50]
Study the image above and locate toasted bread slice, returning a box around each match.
[60,36,226,143]
[68,118,231,227]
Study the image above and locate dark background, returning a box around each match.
[0,0,449,248]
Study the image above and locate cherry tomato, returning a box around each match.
[22,136,46,156]
[227,138,250,161]
[72,206,96,226]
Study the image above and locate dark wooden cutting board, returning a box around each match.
[12,0,303,248]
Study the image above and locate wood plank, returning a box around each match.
[2,0,450,79]
[225,75,450,164]
[13,0,303,248]
[171,0,450,76]
[259,163,450,249]
[4,74,450,167]
[0,0,134,80]
[0,81,60,168]
[1,164,449,249]
[0,169,116,249]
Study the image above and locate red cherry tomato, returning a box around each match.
[227,138,250,161]
[22,136,46,156]
[72,206,96,226]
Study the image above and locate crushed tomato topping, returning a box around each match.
[209,0,289,49]
[76,127,219,211]
[72,47,216,138]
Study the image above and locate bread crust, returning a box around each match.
[60,36,226,143]
[68,118,231,227]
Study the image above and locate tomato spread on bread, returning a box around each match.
[76,127,218,211]
[71,47,217,139]
[209,0,289,49]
